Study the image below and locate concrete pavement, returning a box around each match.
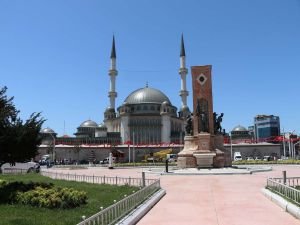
[50,165,300,225]
[138,165,300,225]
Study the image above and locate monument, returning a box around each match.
[177,65,231,168]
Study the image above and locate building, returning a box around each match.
[254,115,280,142]
[103,35,190,145]
[41,35,191,146]
[230,125,253,143]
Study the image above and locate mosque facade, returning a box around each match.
[41,36,191,146]
[103,36,190,145]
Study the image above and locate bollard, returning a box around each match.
[165,159,169,173]
[142,171,146,187]
[283,170,287,185]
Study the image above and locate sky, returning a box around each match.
[1,0,300,137]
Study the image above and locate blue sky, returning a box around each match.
[1,0,300,136]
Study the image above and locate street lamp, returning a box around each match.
[293,141,300,159]
[49,133,55,163]
[229,132,233,161]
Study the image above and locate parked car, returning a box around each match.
[263,156,272,161]
[1,162,40,173]
[246,157,254,161]
[254,157,262,160]
[100,157,116,164]
[234,152,242,161]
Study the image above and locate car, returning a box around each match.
[234,152,242,161]
[263,156,272,161]
[254,157,261,160]
[100,157,116,164]
[167,154,178,162]
[1,162,40,174]
[246,157,254,161]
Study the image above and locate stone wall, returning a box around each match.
[224,143,281,160]
[37,146,182,163]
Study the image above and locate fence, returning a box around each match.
[77,179,161,225]
[1,168,29,174]
[267,177,300,206]
[40,170,161,225]
[40,170,157,187]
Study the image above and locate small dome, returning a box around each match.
[180,105,190,111]
[99,123,107,128]
[41,127,55,134]
[162,101,170,106]
[80,120,98,128]
[232,125,247,132]
[105,107,115,113]
[124,87,171,105]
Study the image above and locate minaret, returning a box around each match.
[108,35,118,111]
[179,34,189,117]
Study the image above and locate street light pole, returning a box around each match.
[294,141,300,159]
[282,129,286,158]
[230,132,233,161]
[49,133,55,163]
[133,131,135,163]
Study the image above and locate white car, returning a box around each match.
[100,157,116,164]
[246,157,254,161]
[1,162,40,174]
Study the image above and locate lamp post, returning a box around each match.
[294,141,300,159]
[230,132,233,161]
[282,132,286,158]
[133,131,135,163]
[49,133,55,163]
[126,131,131,163]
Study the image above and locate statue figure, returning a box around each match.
[213,112,218,134]
[185,113,193,136]
[200,112,209,133]
[216,113,224,133]
[196,98,209,133]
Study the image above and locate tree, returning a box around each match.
[0,86,45,165]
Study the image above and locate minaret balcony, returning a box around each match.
[108,91,117,98]
[179,90,189,96]
[179,68,188,74]
[109,69,118,76]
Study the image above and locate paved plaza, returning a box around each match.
[50,165,300,225]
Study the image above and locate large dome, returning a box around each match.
[232,125,247,132]
[124,87,171,105]
[41,127,56,134]
[80,120,98,128]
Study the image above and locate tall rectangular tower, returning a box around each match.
[191,65,214,135]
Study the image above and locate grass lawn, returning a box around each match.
[0,173,139,225]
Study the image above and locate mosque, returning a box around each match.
[41,36,191,146]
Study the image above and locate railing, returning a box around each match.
[40,170,157,187]
[1,168,28,174]
[53,162,177,168]
[267,177,300,206]
[77,179,161,225]
[270,177,300,188]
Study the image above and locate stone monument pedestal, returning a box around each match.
[194,153,216,168]
[177,134,229,168]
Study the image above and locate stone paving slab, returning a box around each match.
[48,165,300,225]
[138,165,300,225]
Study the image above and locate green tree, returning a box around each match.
[0,86,45,164]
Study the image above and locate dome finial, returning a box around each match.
[180,33,186,57]
[110,35,116,59]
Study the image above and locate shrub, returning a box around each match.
[0,181,53,203]
[17,186,87,209]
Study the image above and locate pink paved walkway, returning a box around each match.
[139,165,300,225]
[50,165,300,225]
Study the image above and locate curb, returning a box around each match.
[116,189,166,225]
[262,188,300,219]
